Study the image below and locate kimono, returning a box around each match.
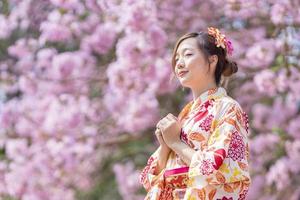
[139,87,251,200]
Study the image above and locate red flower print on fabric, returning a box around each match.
[238,188,248,200]
[194,99,215,123]
[199,114,214,132]
[242,111,249,134]
[194,110,208,123]
[180,128,188,144]
[228,131,245,161]
[180,128,195,148]
[203,99,215,109]
[139,156,155,184]
[200,159,214,175]
[217,197,233,200]
[159,185,173,200]
[213,148,226,170]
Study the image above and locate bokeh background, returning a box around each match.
[0,0,299,199]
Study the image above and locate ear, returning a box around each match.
[208,55,218,65]
[208,55,218,72]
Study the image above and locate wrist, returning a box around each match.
[170,141,195,166]
[155,146,171,174]
[169,141,183,152]
[159,146,171,156]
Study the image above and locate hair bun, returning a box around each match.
[222,59,238,77]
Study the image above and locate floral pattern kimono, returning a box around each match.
[139,87,251,200]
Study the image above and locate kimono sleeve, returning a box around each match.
[139,146,165,192]
[187,102,250,188]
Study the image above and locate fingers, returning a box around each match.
[154,128,164,144]
[161,113,177,123]
[155,128,162,136]
[156,113,178,130]
[166,113,177,121]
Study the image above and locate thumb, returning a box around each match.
[170,114,178,121]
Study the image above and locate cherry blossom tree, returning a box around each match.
[0,0,299,199]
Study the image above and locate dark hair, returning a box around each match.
[171,31,238,86]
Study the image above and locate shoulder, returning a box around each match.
[215,95,250,134]
[214,95,246,118]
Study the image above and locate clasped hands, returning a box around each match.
[155,113,182,150]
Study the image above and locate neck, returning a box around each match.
[191,82,217,101]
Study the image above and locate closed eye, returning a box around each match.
[175,53,193,64]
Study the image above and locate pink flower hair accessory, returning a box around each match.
[207,27,234,56]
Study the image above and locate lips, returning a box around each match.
[178,71,188,77]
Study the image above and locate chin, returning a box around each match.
[179,80,192,89]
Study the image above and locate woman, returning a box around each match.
[139,27,251,200]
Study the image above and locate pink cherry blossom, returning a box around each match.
[0,0,299,199]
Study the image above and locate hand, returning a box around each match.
[154,128,171,153]
[154,128,171,175]
[156,113,182,149]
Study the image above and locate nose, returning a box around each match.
[176,59,185,69]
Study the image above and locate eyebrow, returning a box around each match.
[175,47,194,56]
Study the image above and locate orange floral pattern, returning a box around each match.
[207,27,234,55]
[140,87,251,199]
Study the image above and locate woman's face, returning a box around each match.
[174,37,217,89]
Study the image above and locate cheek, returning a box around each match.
[187,57,207,74]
